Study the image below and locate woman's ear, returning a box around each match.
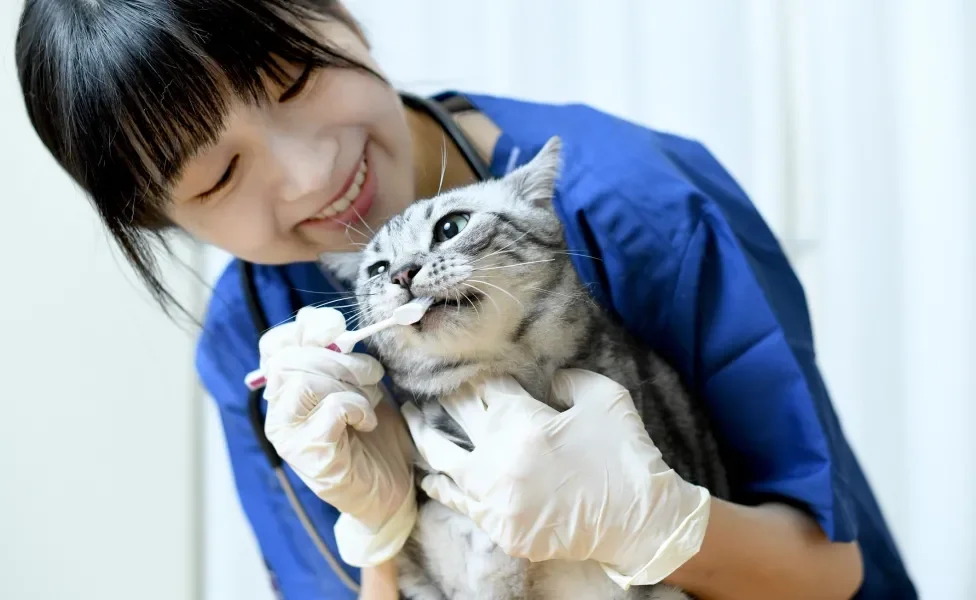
[505,136,562,209]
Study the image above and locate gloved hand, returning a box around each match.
[260,306,417,568]
[401,369,711,589]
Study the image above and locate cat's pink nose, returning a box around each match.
[391,265,420,289]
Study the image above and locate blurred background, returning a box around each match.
[1,0,973,598]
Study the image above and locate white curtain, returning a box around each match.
[203,2,976,598]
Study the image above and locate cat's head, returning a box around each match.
[353,136,574,361]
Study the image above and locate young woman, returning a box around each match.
[16,1,915,599]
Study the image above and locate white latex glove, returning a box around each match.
[260,306,417,568]
[401,369,711,589]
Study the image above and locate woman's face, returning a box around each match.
[167,19,414,264]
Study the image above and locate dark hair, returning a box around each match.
[16,0,380,316]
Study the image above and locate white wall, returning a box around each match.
[0,2,203,600]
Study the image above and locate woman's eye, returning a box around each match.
[278,64,315,102]
[367,261,390,278]
[199,155,239,199]
[433,213,470,242]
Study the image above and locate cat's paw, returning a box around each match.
[646,584,692,600]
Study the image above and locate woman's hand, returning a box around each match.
[260,307,417,568]
[402,369,711,588]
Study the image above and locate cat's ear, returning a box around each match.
[505,136,562,209]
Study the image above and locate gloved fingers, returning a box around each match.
[437,382,489,446]
[420,473,482,519]
[258,306,346,367]
[264,375,362,435]
[294,306,347,347]
[307,390,378,434]
[264,378,322,427]
[326,352,387,387]
[402,403,471,476]
[263,363,357,408]
[478,378,560,431]
[258,320,302,365]
[549,368,634,411]
[478,374,536,406]
[265,347,385,387]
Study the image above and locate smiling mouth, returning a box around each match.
[307,155,368,221]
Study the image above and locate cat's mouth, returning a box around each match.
[413,289,485,328]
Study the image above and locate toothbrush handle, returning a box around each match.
[244,320,391,391]
[244,341,343,391]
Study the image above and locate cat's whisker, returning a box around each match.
[344,303,372,324]
[457,286,482,319]
[452,288,464,318]
[462,282,498,315]
[327,215,369,241]
[291,288,365,297]
[308,299,358,309]
[343,226,366,249]
[473,247,522,265]
[473,230,532,264]
[346,311,370,329]
[473,259,556,272]
[350,203,375,236]
[551,250,603,262]
[436,131,448,195]
[525,285,580,301]
[310,303,361,312]
[310,294,366,305]
[467,278,522,309]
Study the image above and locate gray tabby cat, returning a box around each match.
[348,137,730,600]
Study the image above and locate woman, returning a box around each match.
[15,1,914,598]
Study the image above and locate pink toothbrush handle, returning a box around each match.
[244,342,341,391]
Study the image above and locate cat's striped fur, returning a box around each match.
[350,137,730,600]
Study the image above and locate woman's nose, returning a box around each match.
[273,135,339,202]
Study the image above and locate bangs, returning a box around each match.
[20,0,375,228]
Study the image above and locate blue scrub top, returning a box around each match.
[195,91,916,599]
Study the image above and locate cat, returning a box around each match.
[345,136,730,599]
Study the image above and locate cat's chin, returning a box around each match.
[398,313,510,360]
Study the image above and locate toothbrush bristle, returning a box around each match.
[393,297,434,325]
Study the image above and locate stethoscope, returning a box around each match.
[239,91,494,594]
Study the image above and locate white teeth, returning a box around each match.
[354,158,367,185]
[316,205,338,218]
[332,194,353,213]
[309,157,367,220]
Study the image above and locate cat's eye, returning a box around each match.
[367,261,389,278]
[433,212,470,243]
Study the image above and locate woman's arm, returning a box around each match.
[359,562,399,600]
[665,499,863,600]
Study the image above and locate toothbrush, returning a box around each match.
[244,297,434,391]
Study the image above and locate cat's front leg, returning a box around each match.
[397,537,448,600]
[641,585,691,600]
[409,500,529,600]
